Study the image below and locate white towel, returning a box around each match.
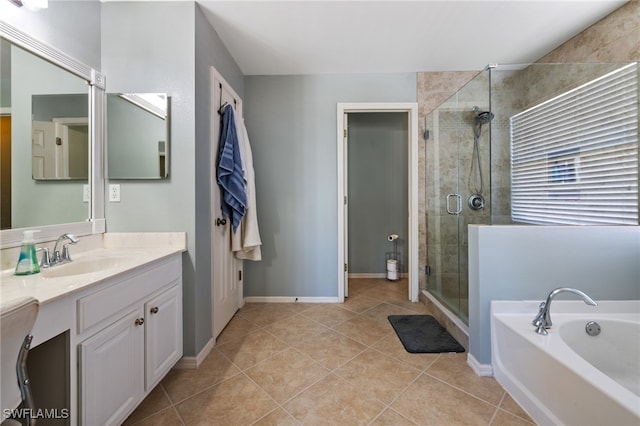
[231,118,262,261]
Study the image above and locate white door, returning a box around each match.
[211,69,243,339]
[31,120,56,179]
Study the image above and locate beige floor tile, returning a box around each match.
[245,347,329,403]
[335,349,421,404]
[499,392,535,423]
[391,373,497,425]
[491,409,537,426]
[426,353,505,406]
[283,373,386,425]
[215,329,289,370]
[263,314,329,345]
[123,385,172,425]
[370,408,418,425]
[238,303,299,326]
[253,408,300,426]
[291,328,367,370]
[127,407,183,426]
[332,315,393,346]
[361,302,417,324]
[215,314,263,346]
[371,334,441,371]
[175,374,277,425]
[161,349,241,403]
[341,294,384,314]
[387,299,432,314]
[299,304,356,327]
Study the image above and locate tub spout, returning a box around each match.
[533,287,597,335]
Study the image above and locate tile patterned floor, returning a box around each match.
[124,278,535,425]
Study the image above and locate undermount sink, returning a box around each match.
[41,256,129,278]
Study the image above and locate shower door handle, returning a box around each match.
[446,193,462,215]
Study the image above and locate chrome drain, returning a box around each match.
[585,321,601,336]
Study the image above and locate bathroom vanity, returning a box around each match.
[0,233,186,425]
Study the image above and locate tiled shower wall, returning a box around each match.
[416,0,639,302]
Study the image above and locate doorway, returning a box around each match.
[337,103,419,302]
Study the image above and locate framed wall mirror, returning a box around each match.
[0,21,105,247]
[107,93,170,179]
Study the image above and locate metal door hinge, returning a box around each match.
[344,263,348,272]
[344,196,347,205]
[343,129,347,138]
[239,270,242,281]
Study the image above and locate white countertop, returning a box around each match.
[0,232,186,306]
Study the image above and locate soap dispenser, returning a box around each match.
[14,230,40,275]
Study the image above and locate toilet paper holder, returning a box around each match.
[386,234,400,281]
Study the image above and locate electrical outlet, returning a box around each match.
[109,184,120,202]
[83,184,90,203]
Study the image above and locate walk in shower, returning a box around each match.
[421,62,638,326]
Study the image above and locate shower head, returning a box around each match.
[474,110,494,125]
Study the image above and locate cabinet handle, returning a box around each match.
[135,318,145,326]
[150,306,159,314]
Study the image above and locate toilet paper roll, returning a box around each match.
[387,234,399,241]
[386,259,398,272]
[387,270,399,281]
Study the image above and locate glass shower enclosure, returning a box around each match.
[423,62,636,326]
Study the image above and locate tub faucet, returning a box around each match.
[532,287,597,335]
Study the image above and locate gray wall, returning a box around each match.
[101,1,200,354]
[243,73,416,297]
[194,4,245,354]
[348,112,408,274]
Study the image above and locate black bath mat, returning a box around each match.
[388,315,465,353]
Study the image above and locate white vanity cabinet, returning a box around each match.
[77,254,182,426]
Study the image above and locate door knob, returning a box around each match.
[216,218,227,226]
[150,306,159,314]
[135,318,145,326]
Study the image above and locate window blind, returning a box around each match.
[510,63,639,225]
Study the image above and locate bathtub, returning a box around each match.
[491,300,640,426]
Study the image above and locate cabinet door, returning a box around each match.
[79,308,144,426]
[145,284,182,390]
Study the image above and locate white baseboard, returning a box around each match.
[348,273,386,278]
[244,296,341,304]
[348,273,406,279]
[467,353,493,377]
[173,337,214,369]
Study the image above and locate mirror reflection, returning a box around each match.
[107,93,169,179]
[0,37,91,230]
[31,93,89,180]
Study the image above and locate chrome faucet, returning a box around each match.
[42,233,79,267]
[532,287,597,335]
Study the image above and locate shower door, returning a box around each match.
[425,107,469,324]
[425,69,491,326]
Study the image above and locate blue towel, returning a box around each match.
[217,104,246,232]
